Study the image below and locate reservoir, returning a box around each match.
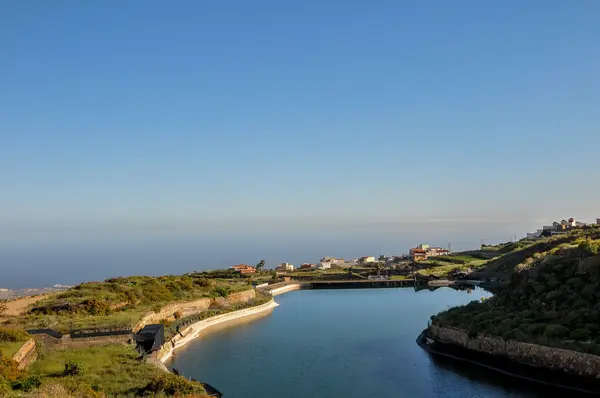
[169,287,553,397]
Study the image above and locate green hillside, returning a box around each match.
[433,226,600,355]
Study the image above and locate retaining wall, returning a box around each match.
[133,289,256,332]
[157,299,279,363]
[267,283,307,296]
[430,324,600,377]
[12,338,37,369]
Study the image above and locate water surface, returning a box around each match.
[170,287,565,398]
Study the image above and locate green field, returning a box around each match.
[29,343,206,397]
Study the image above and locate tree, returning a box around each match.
[374,262,382,276]
[378,255,385,261]
[256,260,266,271]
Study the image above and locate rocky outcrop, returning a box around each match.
[430,324,600,377]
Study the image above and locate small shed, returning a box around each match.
[134,324,165,353]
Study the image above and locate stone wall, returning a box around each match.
[12,338,37,369]
[430,324,600,377]
[133,289,256,332]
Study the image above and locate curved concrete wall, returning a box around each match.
[158,299,279,363]
[134,289,256,332]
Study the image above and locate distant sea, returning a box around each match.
[0,228,510,289]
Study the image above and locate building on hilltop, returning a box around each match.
[409,245,451,262]
[231,264,256,275]
[358,256,376,264]
[277,262,295,272]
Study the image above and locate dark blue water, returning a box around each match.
[169,287,556,398]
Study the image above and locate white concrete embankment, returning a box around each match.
[266,283,307,296]
[158,299,279,363]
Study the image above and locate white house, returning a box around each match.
[317,261,331,270]
[358,256,376,264]
[277,262,295,272]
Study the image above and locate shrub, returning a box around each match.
[570,329,592,341]
[140,373,206,396]
[11,375,41,392]
[193,277,212,288]
[173,310,183,320]
[213,286,231,298]
[543,324,570,339]
[0,376,10,395]
[0,327,29,343]
[0,356,22,382]
[526,323,547,335]
[63,360,87,376]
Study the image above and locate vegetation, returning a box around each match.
[28,344,207,397]
[0,326,30,359]
[15,274,250,332]
[433,227,600,356]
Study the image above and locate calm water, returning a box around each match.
[169,287,559,398]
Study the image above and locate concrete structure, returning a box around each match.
[597,218,600,226]
[368,275,388,280]
[358,256,376,264]
[409,245,450,261]
[277,262,295,272]
[317,262,331,270]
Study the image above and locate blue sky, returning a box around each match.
[1,0,600,252]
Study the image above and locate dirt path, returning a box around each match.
[1,293,53,317]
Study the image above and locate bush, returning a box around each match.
[140,373,206,396]
[173,310,183,320]
[526,323,547,335]
[570,329,592,341]
[11,375,41,392]
[213,286,231,298]
[0,376,10,395]
[543,324,570,339]
[0,327,29,343]
[63,360,87,376]
[0,357,23,382]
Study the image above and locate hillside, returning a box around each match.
[433,227,600,355]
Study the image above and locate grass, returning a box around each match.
[30,344,171,397]
[15,273,253,333]
[0,342,26,358]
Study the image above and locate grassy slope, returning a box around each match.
[2,269,269,397]
[0,342,26,358]
[15,273,251,332]
[433,227,600,355]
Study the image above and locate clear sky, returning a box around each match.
[1,1,600,267]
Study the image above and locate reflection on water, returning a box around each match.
[169,287,547,398]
